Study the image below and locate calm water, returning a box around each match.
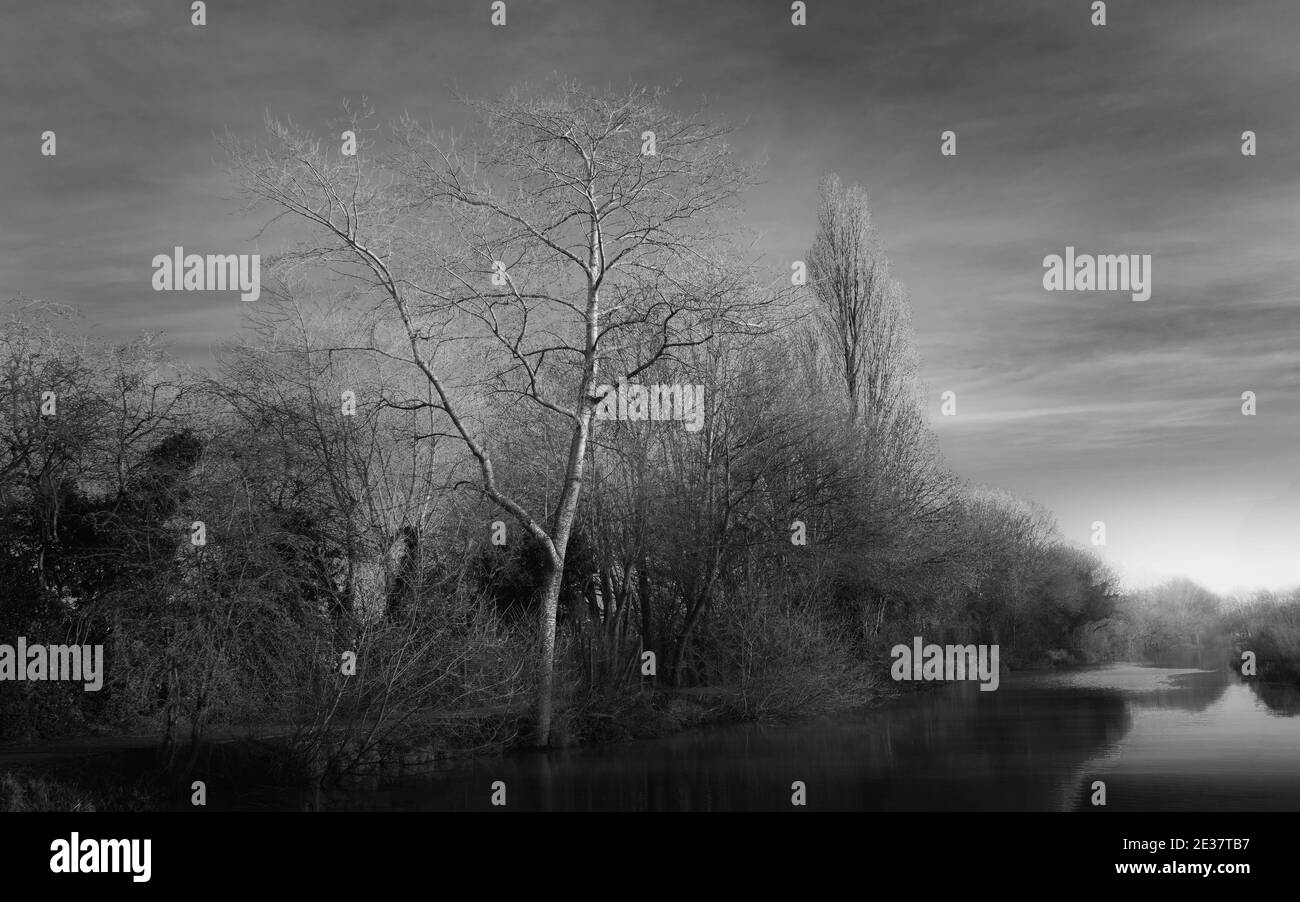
[322,665,1300,811]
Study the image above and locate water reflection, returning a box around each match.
[311,665,1300,812]
[1246,680,1300,716]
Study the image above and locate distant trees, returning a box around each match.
[1082,577,1233,666]
[1225,592,1300,682]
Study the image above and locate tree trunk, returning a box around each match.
[671,598,708,689]
[534,559,566,746]
[639,557,653,667]
[531,244,600,744]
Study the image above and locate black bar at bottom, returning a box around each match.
[0,811,1278,891]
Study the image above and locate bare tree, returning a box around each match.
[227,81,769,744]
[805,176,957,635]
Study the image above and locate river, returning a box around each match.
[318,664,1300,811]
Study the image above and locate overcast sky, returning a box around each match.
[4,0,1299,594]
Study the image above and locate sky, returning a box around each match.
[3,0,1298,595]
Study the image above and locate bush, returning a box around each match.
[703,584,878,720]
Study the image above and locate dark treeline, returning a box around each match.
[0,83,1285,797]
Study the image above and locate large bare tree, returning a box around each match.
[227,81,768,744]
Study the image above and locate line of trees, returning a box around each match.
[2,82,1124,783]
[1083,577,1300,682]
